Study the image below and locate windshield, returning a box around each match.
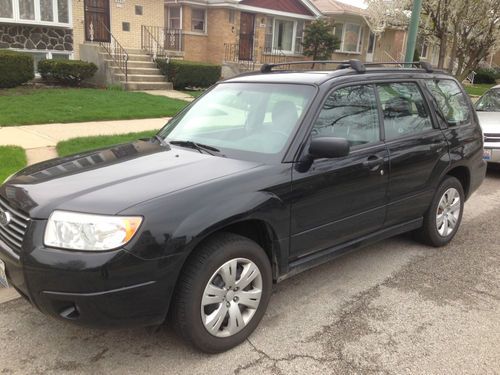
[476,89,500,112]
[158,83,316,161]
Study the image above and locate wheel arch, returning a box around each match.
[177,217,283,287]
[445,165,471,199]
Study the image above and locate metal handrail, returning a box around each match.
[142,26,183,58]
[260,47,287,65]
[97,21,128,82]
[141,25,165,59]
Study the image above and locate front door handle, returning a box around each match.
[363,156,384,171]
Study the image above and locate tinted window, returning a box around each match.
[425,80,471,125]
[312,85,380,147]
[377,82,433,140]
[475,88,500,112]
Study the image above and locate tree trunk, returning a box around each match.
[447,30,458,73]
[437,32,448,69]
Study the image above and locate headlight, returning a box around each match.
[44,210,143,251]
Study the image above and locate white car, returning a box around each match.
[476,84,500,163]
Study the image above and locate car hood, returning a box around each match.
[0,140,261,218]
[477,111,500,134]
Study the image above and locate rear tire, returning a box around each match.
[416,176,464,247]
[171,232,272,353]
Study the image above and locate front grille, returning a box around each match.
[0,197,30,254]
[484,133,500,143]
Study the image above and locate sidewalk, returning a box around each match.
[0,117,169,149]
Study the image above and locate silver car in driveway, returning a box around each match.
[476,84,500,163]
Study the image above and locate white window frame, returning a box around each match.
[190,7,207,33]
[334,22,363,54]
[0,0,72,27]
[271,17,299,54]
[167,5,182,30]
[420,41,429,59]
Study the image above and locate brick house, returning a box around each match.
[0,0,410,89]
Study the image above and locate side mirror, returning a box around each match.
[296,137,350,172]
[310,137,350,159]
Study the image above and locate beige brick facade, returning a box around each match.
[72,0,163,59]
[72,0,375,66]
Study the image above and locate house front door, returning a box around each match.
[239,13,255,61]
[84,0,111,42]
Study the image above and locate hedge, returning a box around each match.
[38,59,98,86]
[474,68,500,84]
[0,50,34,88]
[156,59,221,90]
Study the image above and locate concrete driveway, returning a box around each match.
[1,169,499,374]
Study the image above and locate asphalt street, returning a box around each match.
[1,168,499,374]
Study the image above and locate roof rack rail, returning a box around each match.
[260,59,366,74]
[259,59,434,74]
[363,61,434,72]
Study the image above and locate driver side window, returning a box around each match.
[312,85,380,147]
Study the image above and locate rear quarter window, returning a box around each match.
[424,80,471,126]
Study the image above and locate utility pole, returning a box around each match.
[404,0,423,64]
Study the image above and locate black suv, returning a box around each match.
[0,61,486,353]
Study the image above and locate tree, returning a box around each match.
[366,0,411,34]
[302,19,340,62]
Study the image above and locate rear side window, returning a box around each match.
[425,80,471,126]
[312,85,380,147]
[377,82,433,140]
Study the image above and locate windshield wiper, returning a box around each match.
[169,140,220,155]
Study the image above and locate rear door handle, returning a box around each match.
[363,156,384,170]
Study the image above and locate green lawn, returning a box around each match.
[56,130,157,157]
[0,146,27,183]
[464,84,495,97]
[182,90,205,98]
[0,88,188,126]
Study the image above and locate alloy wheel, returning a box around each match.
[201,258,263,338]
[436,187,461,237]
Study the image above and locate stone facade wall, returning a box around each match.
[0,25,73,52]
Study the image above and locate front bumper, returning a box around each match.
[0,220,185,328]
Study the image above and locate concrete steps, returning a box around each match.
[102,48,172,91]
[123,82,173,90]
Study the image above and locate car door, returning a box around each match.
[376,81,449,226]
[289,84,389,260]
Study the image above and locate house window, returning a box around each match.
[0,0,13,18]
[40,0,53,21]
[264,18,304,54]
[333,23,363,53]
[191,8,206,32]
[273,19,294,51]
[167,6,181,29]
[57,0,68,23]
[0,0,71,25]
[135,5,143,15]
[295,21,304,54]
[228,9,235,24]
[122,22,130,32]
[19,0,35,20]
[420,41,429,58]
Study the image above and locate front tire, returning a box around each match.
[171,233,272,353]
[416,176,464,247]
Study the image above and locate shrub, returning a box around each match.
[38,59,98,86]
[0,50,34,88]
[474,68,498,84]
[156,59,221,90]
